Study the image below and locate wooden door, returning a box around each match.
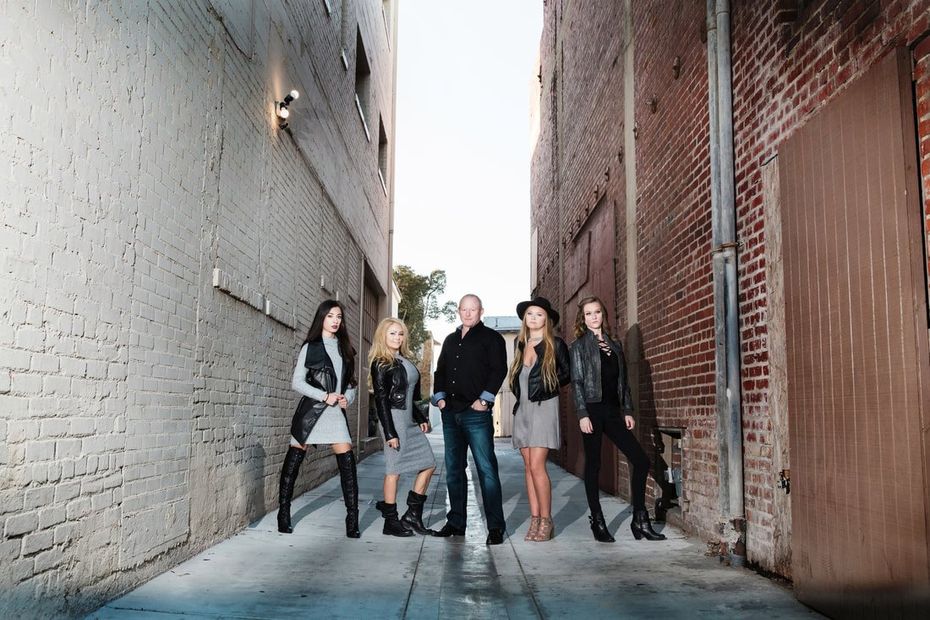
[562,198,620,494]
[780,48,930,614]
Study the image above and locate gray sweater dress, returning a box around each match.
[383,355,436,475]
[290,338,356,445]
[511,365,561,450]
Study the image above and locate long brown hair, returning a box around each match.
[508,308,558,391]
[573,295,612,340]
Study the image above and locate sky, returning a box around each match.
[393,0,544,342]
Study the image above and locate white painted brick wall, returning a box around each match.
[0,0,395,616]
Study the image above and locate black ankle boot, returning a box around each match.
[631,508,667,541]
[277,446,306,533]
[376,501,414,537]
[335,451,361,538]
[401,490,435,536]
[589,512,615,543]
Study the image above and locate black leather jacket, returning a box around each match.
[569,330,634,418]
[371,358,428,442]
[510,337,570,415]
[290,340,355,443]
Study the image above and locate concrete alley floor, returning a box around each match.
[88,434,820,619]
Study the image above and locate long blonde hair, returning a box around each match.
[508,310,558,391]
[368,318,412,371]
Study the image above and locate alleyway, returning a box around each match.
[88,435,818,619]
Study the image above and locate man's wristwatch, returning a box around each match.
[479,399,490,408]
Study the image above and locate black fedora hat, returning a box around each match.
[516,297,560,326]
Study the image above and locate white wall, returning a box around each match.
[0,1,395,615]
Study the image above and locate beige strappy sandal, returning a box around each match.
[531,517,554,541]
[525,516,541,541]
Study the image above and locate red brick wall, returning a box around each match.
[729,0,930,567]
[630,1,719,543]
[532,0,628,299]
[532,0,632,477]
[530,1,561,304]
[917,36,930,285]
[532,0,930,575]
[556,0,626,253]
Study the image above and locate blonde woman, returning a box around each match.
[369,318,437,536]
[509,297,570,542]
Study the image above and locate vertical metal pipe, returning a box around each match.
[724,258,743,518]
[624,0,638,328]
[716,0,736,245]
[707,0,745,563]
[707,0,721,249]
[706,0,730,516]
[715,0,745,526]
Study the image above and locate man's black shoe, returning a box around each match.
[485,528,505,545]
[434,522,466,537]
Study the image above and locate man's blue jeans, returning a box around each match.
[441,408,505,530]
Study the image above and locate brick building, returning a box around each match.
[0,0,396,615]
[532,0,930,612]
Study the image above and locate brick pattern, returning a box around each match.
[0,1,394,616]
[532,0,930,575]
[531,0,628,311]
[630,0,719,544]
[917,36,930,286]
[557,0,626,251]
[530,0,562,305]
[730,0,930,569]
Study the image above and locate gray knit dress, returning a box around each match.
[290,338,355,446]
[383,355,436,475]
[511,365,561,449]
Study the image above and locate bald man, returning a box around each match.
[431,294,508,544]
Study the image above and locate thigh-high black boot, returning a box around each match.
[278,446,306,533]
[336,451,361,538]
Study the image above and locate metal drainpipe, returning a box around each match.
[706,0,746,565]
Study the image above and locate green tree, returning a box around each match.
[394,265,457,359]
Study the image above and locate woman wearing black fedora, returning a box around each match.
[508,297,570,542]
[569,295,665,543]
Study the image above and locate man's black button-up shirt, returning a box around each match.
[432,321,507,412]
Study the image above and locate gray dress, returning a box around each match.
[300,338,352,445]
[512,365,561,449]
[383,355,436,475]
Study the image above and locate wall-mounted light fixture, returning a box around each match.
[276,89,299,129]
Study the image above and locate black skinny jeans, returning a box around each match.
[581,403,650,514]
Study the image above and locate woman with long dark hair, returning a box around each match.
[369,317,437,537]
[508,297,570,542]
[278,300,360,538]
[569,295,665,543]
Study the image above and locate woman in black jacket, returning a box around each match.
[508,297,570,542]
[369,318,437,537]
[569,295,665,543]
[278,300,360,537]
